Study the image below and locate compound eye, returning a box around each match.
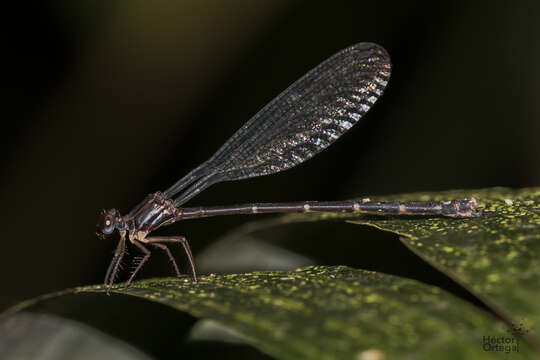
[97,211,116,236]
[103,217,115,234]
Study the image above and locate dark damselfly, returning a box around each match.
[97,43,480,291]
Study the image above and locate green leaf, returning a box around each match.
[2,187,539,359]
[282,187,540,346]
[4,266,536,359]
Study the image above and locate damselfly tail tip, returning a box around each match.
[467,197,483,217]
[442,197,482,218]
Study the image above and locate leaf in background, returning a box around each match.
[0,312,151,360]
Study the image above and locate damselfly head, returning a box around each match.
[96,209,119,239]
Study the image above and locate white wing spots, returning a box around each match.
[274,145,285,155]
[290,151,303,163]
[374,77,388,86]
[297,145,315,157]
[340,118,355,128]
[367,96,378,104]
[336,96,356,110]
[323,129,339,140]
[321,118,333,125]
[204,43,391,183]
[364,82,382,96]
[310,137,328,147]
[356,87,368,94]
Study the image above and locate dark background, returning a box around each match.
[2,1,539,355]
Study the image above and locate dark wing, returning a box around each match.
[164,43,391,205]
